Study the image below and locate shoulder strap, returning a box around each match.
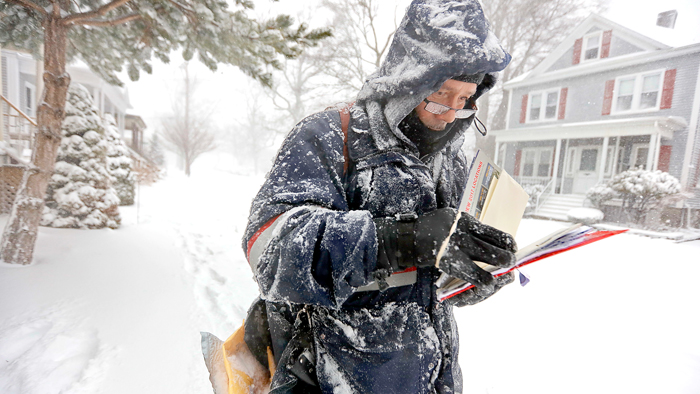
[338,102,354,175]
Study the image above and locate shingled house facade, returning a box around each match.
[491,14,700,224]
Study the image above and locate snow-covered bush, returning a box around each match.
[608,168,682,224]
[586,183,616,209]
[42,84,121,229]
[567,207,604,225]
[104,114,135,206]
[523,184,546,207]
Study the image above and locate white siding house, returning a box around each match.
[1,47,132,161]
[491,14,700,223]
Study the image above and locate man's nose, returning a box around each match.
[437,109,457,123]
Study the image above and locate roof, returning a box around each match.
[503,13,700,89]
[602,0,700,47]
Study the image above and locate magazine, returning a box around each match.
[435,150,627,302]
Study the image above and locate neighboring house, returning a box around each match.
[0,47,155,213]
[491,13,700,223]
[1,47,132,161]
[125,114,147,154]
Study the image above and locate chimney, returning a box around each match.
[656,10,678,29]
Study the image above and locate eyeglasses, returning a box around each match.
[423,99,477,119]
[422,99,487,136]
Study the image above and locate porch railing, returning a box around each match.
[1,95,37,162]
[534,178,555,212]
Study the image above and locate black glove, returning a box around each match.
[447,271,515,307]
[374,208,517,293]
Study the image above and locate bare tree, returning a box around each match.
[161,63,216,176]
[479,0,606,130]
[268,49,333,128]
[321,0,403,94]
[227,87,279,174]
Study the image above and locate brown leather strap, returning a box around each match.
[338,102,354,175]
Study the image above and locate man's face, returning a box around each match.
[415,79,478,131]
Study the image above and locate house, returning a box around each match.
[1,47,132,161]
[491,13,700,225]
[0,47,156,212]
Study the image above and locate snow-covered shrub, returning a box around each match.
[523,184,546,206]
[608,168,682,225]
[586,183,616,209]
[42,84,121,229]
[104,114,135,206]
[567,207,604,225]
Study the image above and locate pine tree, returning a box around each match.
[42,84,120,229]
[0,1,330,264]
[104,114,135,206]
[147,134,165,167]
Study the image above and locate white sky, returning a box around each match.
[122,0,700,135]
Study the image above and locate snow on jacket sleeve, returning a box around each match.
[243,111,378,309]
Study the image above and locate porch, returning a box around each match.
[491,116,688,217]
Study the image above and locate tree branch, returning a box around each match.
[79,13,141,27]
[6,0,47,17]
[63,0,132,25]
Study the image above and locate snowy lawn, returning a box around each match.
[1,152,699,393]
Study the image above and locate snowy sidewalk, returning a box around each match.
[1,152,699,394]
[0,154,264,394]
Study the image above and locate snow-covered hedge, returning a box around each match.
[42,84,121,229]
[587,168,682,225]
[104,114,135,206]
[523,184,546,207]
[586,183,616,209]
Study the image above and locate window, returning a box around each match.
[632,145,649,169]
[579,148,598,171]
[582,32,602,62]
[497,144,506,168]
[24,82,36,117]
[522,148,553,177]
[613,70,664,113]
[527,89,560,122]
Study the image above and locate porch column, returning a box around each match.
[646,133,657,171]
[651,133,662,171]
[598,136,610,183]
[552,139,562,194]
[612,137,621,176]
[35,44,44,112]
[494,140,500,166]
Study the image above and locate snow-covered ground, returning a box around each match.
[1,152,699,393]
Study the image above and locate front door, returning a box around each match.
[572,146,599,194]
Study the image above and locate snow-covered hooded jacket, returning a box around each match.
[243,1,510,393]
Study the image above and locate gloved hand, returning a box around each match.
[447,271,514,307]
[374,208,517,293]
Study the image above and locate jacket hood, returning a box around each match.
[356,0,511,152]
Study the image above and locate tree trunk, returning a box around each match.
[0,17,70,265]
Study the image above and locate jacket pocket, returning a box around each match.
[312,302,441,393]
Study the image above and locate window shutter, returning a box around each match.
[602,80,615,115]
[514,150,522,176]
[520,94,528,123]
[658,145,672,172]
[601,30,612,58]
[558,87,568,120]
[572,38,583,65]
[660,69,676,109]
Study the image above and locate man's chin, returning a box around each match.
[427,123,447,131]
